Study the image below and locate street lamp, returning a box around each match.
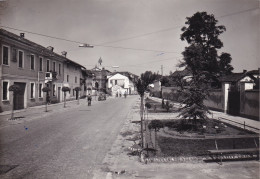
[79,43,94,48]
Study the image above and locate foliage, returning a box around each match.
[74,87,81,91]
[148,120,164,132]
[62,86,70,92]
[180,12,233,82]
[160,76,171,87]
[135,71,158,97]
[9,85,21,93]
[178,12,234,121]
[165,101,172,112]
[42,86,51,93]
[145,102,152,109]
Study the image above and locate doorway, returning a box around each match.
[13,82,26,110]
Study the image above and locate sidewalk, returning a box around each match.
[0,97,101,128]
[148,96,260,134]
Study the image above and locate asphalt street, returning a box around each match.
[0,96,138,179]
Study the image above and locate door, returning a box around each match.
[13,82,26,110]
[228,90,240,116]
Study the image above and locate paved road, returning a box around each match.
[0,96,138,179]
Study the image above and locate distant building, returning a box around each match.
[90,59,111,93]
[107,71,138,96]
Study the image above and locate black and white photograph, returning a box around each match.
[0,0,259,178]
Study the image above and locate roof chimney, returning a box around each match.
[20,33,25,38]
[47,46,54,51]
[243,69,247,73]
[61,51,67,57]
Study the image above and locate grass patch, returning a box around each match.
[145,98,178,113]
[157,136,259,157]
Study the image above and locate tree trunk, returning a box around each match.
[140,95,144,148]
[149,128,153,147]
[154,130,157,150]
[11,94,14,119]
[64,93,66,108]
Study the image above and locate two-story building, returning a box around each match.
[0,29,87,112]
[0,29,66,112]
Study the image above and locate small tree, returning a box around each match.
[42,86,51,112]
[9,84,21,119]
[62,87,70,108]
[74,87,81,105]
[135,71,158,147]
[148,120,164,150]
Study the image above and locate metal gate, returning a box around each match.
[227,90,240,116]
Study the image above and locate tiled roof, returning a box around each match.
[218,73,246,82]
[110,71,138,79]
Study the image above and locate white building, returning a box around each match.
[107,72,137,96]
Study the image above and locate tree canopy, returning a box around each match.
[180,12,233,82]
[135,71,158,97]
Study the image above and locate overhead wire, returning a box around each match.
[0,25,179,54]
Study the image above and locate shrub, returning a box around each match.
[80,95,87,99]
[145,102,152,109]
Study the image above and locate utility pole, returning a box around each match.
[161,65,163,76]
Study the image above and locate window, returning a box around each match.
[67,75,69,82]
[2,81,9,100]
[30,83,35,99]
[46,59,50,72]
[2,45,9,65]
[59,64,61,75]
[115,80,117,85]
[39,57,43,71]
[53,84,56,96]
[39,83,43,98]
[18,50,24,68]
[75,76,77,83]
[30,55,35,70]
[53,61,56,72]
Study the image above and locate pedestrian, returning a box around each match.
[87,93,92,106]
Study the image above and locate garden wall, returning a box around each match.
[240,90,259,120]
[204,89,224,112]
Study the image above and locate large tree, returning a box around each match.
[178,12,233,122]
[180,12,233,82]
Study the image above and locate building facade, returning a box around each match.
[107,72,138,96]
[0,29,86,112]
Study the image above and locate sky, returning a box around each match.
[0,0,259,76]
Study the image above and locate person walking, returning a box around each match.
[87,93,92,106]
